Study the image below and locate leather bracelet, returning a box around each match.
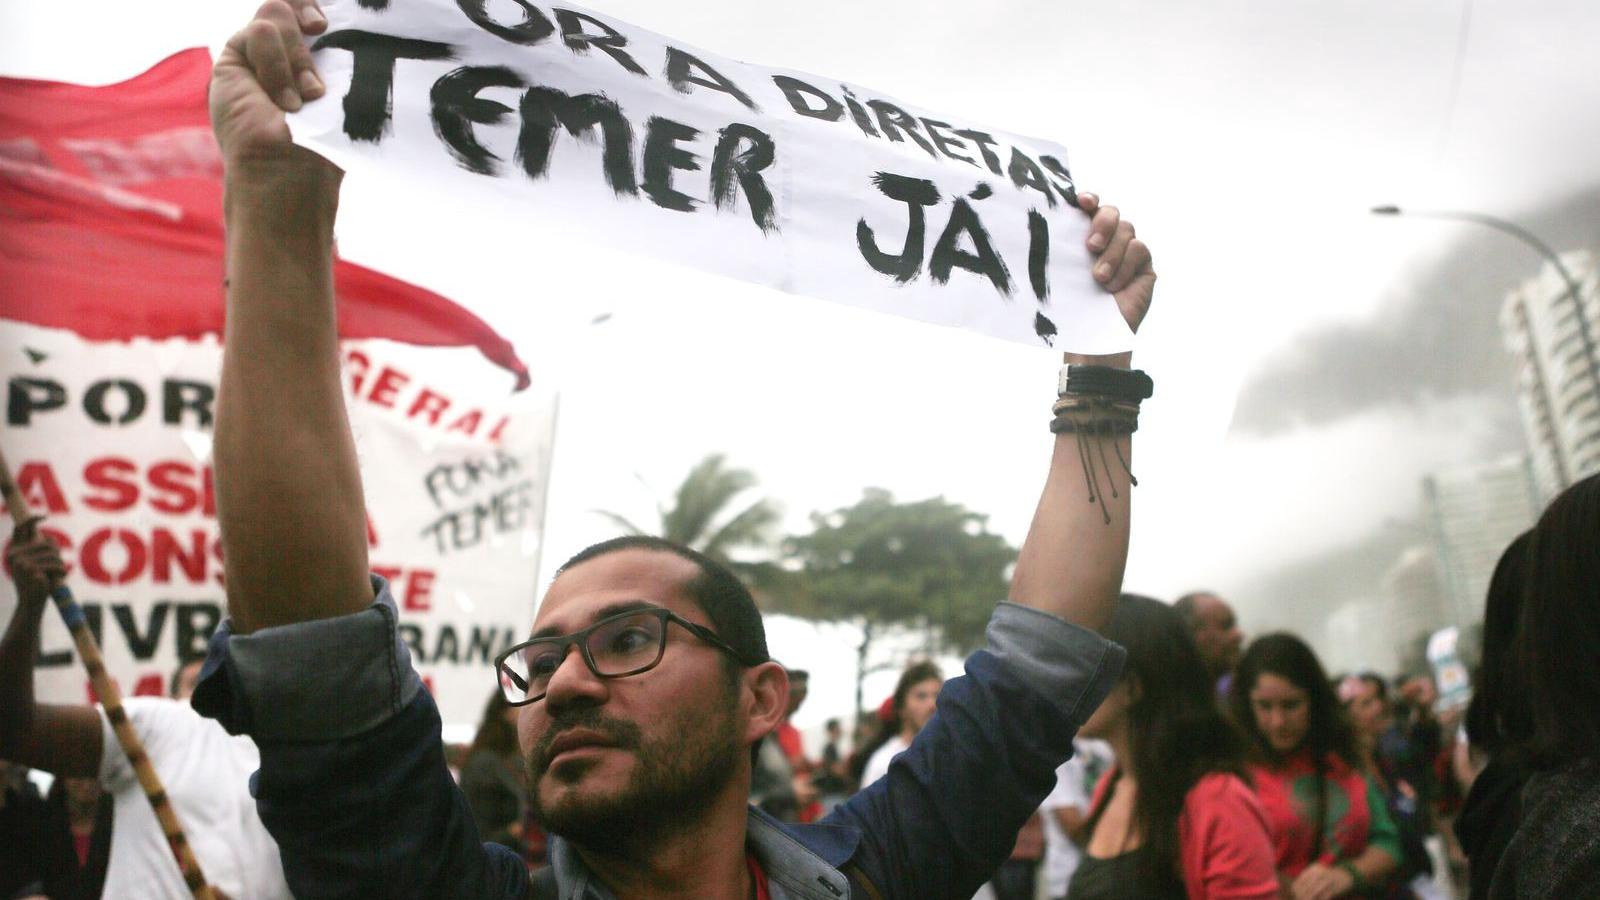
[1057,364,1154,401]
[1052,396,1142,416]
[1049,417,1138,435]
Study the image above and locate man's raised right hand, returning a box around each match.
[211,0,330,168]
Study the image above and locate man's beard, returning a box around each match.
[526,698,744,850]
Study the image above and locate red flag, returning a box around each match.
[0,49,530,389]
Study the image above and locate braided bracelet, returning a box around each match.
[1052,395,1142,417]
[1049,415,1138,524]
[1049,366,1151,525]
[1049,416,1138,435]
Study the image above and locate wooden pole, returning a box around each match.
[0,444,216,900]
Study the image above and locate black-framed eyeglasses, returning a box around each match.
[494,607,755,706]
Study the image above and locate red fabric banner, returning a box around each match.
[0,49,530,389]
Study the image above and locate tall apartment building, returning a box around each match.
[1500,250,1600,498]
[1382,545,1451,663]
[1422,456,1541,625]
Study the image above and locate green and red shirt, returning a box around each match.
[1250,750,1401,878]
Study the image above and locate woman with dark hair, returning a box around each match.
[1231,633,1400,899]
[460,690,529,851]
[1485,473,1600,897]
[1452,531,1529,899]
[857,660,944,790]
[1067,594,1278,899]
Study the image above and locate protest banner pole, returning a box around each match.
[0,443,217,900]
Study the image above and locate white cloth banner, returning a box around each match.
[289,0,1132,353]
[0,321,556,726]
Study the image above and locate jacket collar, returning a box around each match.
[546,805,860,900]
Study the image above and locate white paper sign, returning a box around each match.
[0,321,557,726]
[288,0,1132,354]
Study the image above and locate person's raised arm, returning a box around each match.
[0,524,101,776]
[827,197,1154,899]
[210,0,371,633]
[1008,193,1154,632]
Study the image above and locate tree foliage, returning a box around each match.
[594,453,782,573]
[778,488,1016,657]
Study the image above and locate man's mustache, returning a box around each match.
[528,706,643,775]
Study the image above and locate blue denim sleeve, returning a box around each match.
[191,577,529,900]
[824,602,1125,900]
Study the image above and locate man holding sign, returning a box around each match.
[198,1,1156,898]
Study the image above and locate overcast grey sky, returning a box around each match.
[6,0,1598,722]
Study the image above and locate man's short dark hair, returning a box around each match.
[557,536,773,767]
[556,535,770,672]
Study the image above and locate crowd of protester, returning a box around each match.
[13,478,1593,899]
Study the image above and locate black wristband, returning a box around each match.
[1058,365,1154,402]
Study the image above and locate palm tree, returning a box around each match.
[595,453,782,571]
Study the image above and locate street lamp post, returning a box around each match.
[1370,205,1600,396]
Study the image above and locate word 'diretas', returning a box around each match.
[295,0,1125,352]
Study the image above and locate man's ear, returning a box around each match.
[742,662,789,747]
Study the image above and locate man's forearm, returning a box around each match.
[216,161,372,633]
[1008,351,1133,633]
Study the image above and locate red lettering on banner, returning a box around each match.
[404,569,435,612]
[50,527,221,586]
[347,348,372,395]
[368,367,410,408]
[367,513,381,549]
[446,410,482,437]
[16,462,70,514]
[340,349,509,444]
[369,565,436,612]
[212,538,226,587]
[149,461,200,514]
[76,458,217,518]
[202,466,217,517]
[152,529,208,583]
[84,458,139,512]
[408,389,450,425]
[81,528,147,584]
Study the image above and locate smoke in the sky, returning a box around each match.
[1230,185,1600,435]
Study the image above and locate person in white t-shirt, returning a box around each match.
[1040,737,1113,899]
[0,527,290,900]
[858,660,945,790]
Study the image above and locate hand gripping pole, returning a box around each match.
[0,444,217,899]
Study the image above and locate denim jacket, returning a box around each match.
[193,578,1124,900]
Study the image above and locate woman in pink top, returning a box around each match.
[1069,594,1279,900]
